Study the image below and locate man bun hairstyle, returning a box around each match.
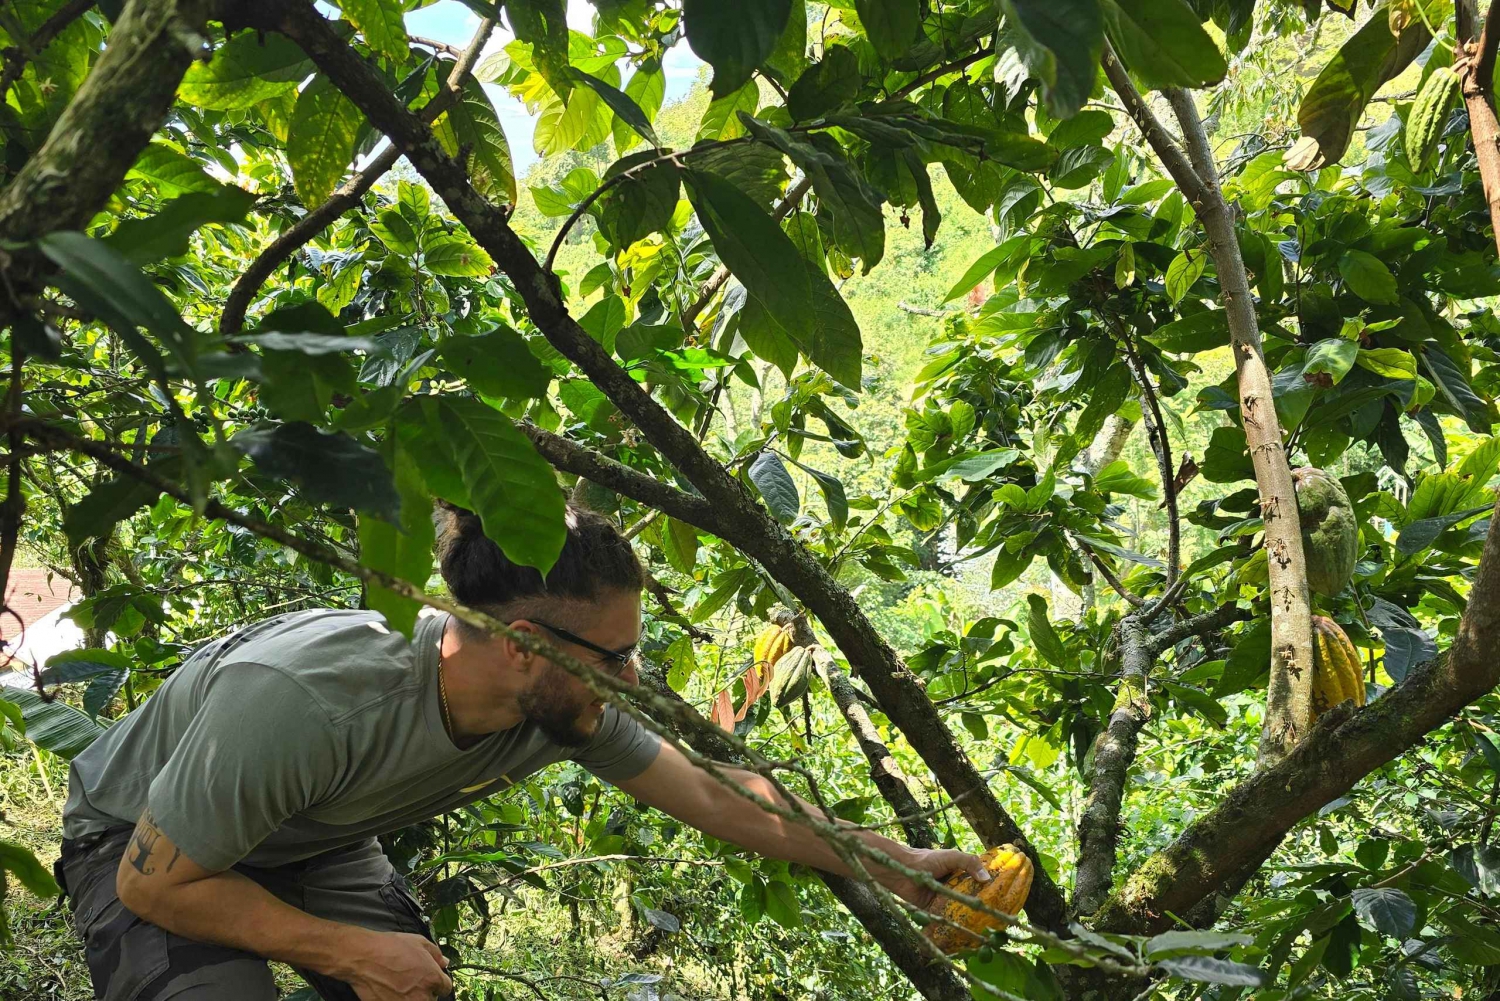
[434,500,644,615]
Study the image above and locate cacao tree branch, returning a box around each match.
[1090,494,1500,934]
[1106,52,1312,765]
[219,14,497,336]
[1458,0,1500,256]
[0,0,215,244]
[263,0,1069,931]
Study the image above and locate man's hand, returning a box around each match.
[889,848,992,910]
[342,930,453,1001]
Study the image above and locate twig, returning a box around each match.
[219,14,497,336]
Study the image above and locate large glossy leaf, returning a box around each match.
[683,0,793,96]
[359,442,434,637]
[697,79,760,141]
[397,397,566,573]
[288,76,364,208]
[507,0,572,98]
[341,0,408,64]
[1026,594,1069,667]
[741,117,885,270]
[179,30,312,110]
[439,327,552,400]
[685,168,862,386]
[572,69,659,148]
[5,687,104,759]
[233,421,401,521]
[446,76,518,205]
[1004,0,1103,118]
[38,648,134,686]
[106,186,256,265]
[786,44,861,122]
[855,0,920,59]
[749,452,800,522]
[1103,0,1227,89]
[1286,12,1429,170]
[615,62,666,152]
[596,152,680,249]
[424,234,495,277]
[125,143,220,197]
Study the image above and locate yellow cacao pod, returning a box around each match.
[1311,615,1366,717]
[924,845,1034,954]
[752,624,794,669]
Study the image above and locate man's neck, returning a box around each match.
[438,617,525,740]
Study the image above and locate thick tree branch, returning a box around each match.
[1091,496,1500,935]
[264,0,1069,931]
[1459,0,1500,257]
[219,14,497,337]
[0,0,215,244]
[1146,602,1250,656]
[1107,52,1312,765]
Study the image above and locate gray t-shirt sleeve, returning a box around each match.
[570,705,660,782]
[147,663,341,872]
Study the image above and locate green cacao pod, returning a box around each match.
[769,645,813,708]
[1406,66,1461,170]
[925,845,1034,954]
[1311,615,1367,717]
[1292,466,1359,597]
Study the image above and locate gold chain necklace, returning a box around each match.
[437,663,455,740]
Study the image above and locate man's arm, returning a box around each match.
[614,741,991,906]
[115,811,451,1001]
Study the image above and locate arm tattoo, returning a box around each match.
[128,812,165,876]
[165,847,182,873]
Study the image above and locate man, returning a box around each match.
[58,502,989,1000]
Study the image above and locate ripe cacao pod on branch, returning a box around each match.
[752,623,794,669]
[1311,615,1367,717]
[1292,466,1359,597]
[924,844,1034,954]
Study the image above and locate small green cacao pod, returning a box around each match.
[1292,466,1359,597]
[770,646,813,708]
[1406,66,1461,170]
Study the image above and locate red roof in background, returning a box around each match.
[5,569,78,633]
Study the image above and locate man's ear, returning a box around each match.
[504,620,542,676]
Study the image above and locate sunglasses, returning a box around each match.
[530,621,640,677]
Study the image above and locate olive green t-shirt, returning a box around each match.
[62,609,660,871]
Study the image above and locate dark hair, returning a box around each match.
[434,501,644,619]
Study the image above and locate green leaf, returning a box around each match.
[596,152,681,249]
[855,0,920,59]
[38,648,134,686]
[0,841,59,899]
[233,421,401,521]
[179,30,312,110]
[766,0,809,82]
[126,143,220,197]
[424,234,495,277]
[1351,887,1417,939]
[359,442,434,637]
[1102,0,1227,89]
[944,240,1018,303]
[1286,13,1430,170]
[106,186,257,265]
[1165,249,1207,304]
[788,457,849,530]
[1145,930,1254,958]
[660,517,700,575]
[534,84,608,157]
[1214,619,1271,696]
[341,0,407,64]
[683,0,793,96]
[1158,956,1264,987]
[749,451,800,522]
[1356,346,1417,380]
[5,687,103,759]
[764,879,803,927]
[786,44,861,122]
[370,208,419,256]
[231,332,380,355]
[1026,594,1069,667]
[445,76,518,205]
[288,76,365,208]
[572,69,659,148]
[1339,250,1398,304]
[398,397,567,573]
[684,168,861,386]
[1147,309,1229,353]
[506,0,572,98]
[439,327,552,400]
[38,231,198,376]
[697,79,760,141]
[1303,338,1359,384]
[1004,0,1104,118]
[1394,503,1489,556]
[1163,682,1228,727]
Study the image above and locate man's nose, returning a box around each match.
[619,658,640,686]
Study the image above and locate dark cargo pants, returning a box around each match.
[56,829,452,1001]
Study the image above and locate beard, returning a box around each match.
[517,665,598,747]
